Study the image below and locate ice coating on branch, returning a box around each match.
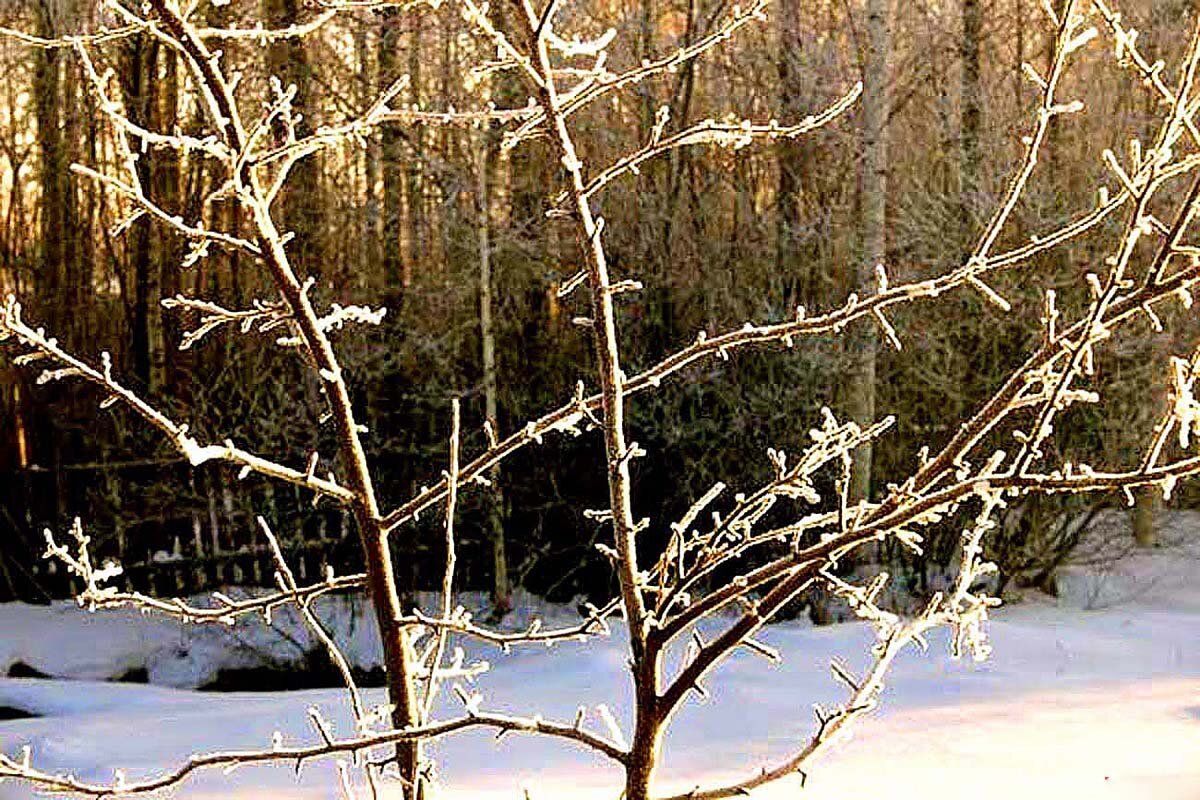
[1171,356,1200,449]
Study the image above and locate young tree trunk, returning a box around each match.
[777,0,803,305]
[847,0,891,505]
[476,136,511,612]
[264,0,325,278]
[405,16,425,277]
[1132,489,1159,547]
[157,49,181,389]
[776,0,821,311]
[120,35,175,392]
[356,20,382,270]
[960,0,982,235]
[379,8,408,298]
[32,2,73,332]
[625,702,664,800]
[121,34,159,389]
[1013,0,1025,111]
[15,371,28,466]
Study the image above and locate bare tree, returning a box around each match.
[5,1,1200,799]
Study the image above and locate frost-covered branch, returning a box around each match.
[0,296,357,502]
[196,9,342,42]
[1092,0,1200,149]
[660,494,1005,800]
[1,0,435,786]
[0,709,628,798]
[578,81,863,202]
[42,517,365,622]
[161,288,389,351]
[421,400,462,724]
[0,24,141,49]
[500,0,773,149]
[40,517,620,652]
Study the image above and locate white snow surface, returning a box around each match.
[0,549,1198,798]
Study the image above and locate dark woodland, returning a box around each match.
[0,0,1195,610]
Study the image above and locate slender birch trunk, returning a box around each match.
[847,0,891,505]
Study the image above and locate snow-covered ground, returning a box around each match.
[0,542,1198,799]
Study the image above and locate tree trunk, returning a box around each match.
[129,38,158,389]
[405,16,425,278]
[476,136,511,613]
[380,8,408,297]
[264,0,324,278]
[356,20,382,271]
[847,0,891,505]
[960,0,982,235]
[625,710,664,800]
[1132,489,1159,547]
[776,0,821,311]
[33,2,73,332]
[1013,0,1025,111]
[157,49,181,388]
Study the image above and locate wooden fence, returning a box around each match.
[1,450,502,603]
[31,538,345,600]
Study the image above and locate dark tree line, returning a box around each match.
[1,0,1196,607]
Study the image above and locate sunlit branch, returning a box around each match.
[660,495,1005,800]
[1013,17,1200,473]
[42,515,619,648]
[0,296,355,503]
[72,164,260,254]
[0,24,141,48]
[197,9,341,42]
[503,0,772,148]
[0,710,628,797]
[579,81,863,202]
[1092,0,1200,148]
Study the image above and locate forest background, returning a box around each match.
[0,0,1192,609]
